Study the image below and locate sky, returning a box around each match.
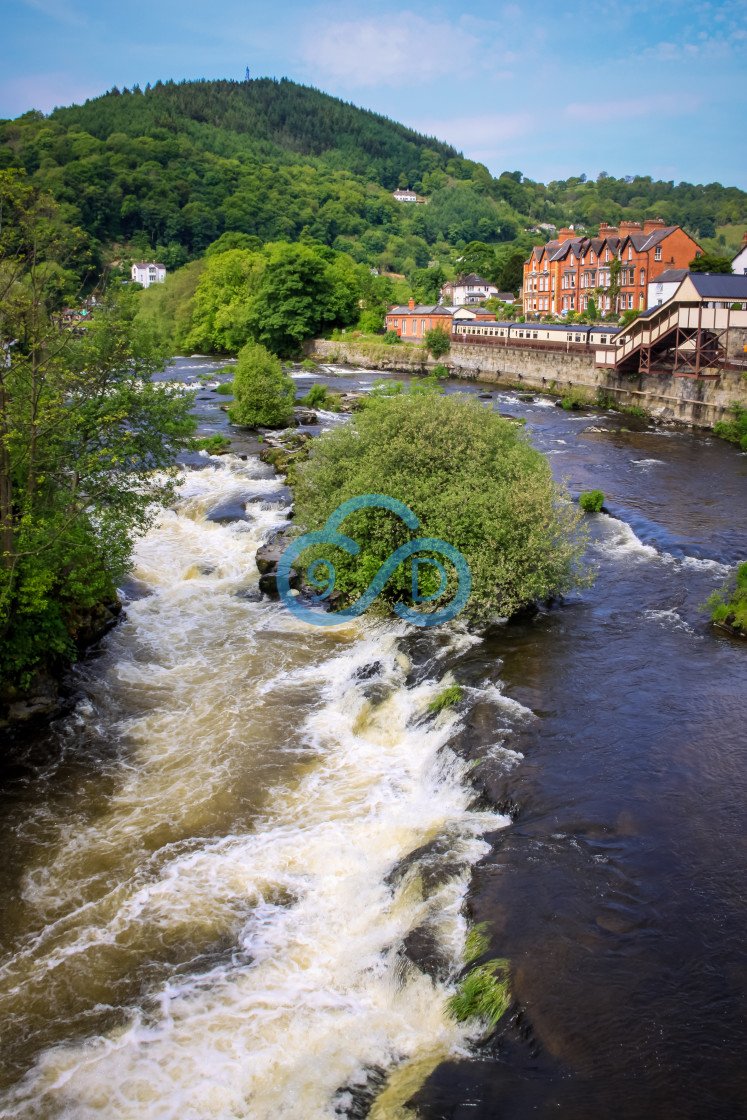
[2,0,746,189]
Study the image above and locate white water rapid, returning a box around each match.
[0,454,528,1119]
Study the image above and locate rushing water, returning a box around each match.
[0,360,746,1118]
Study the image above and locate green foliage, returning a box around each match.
[705,562,747,635]
[300,383,329,407]
[432,364,449,379]
[561,387,593,410]
[688,253,734,273]
[428,684,464,713]
[301,358,319,370]
[0,171,196,686]
[228,341,295,428]
[713,403,747,451]
[620,308,642,328]
[621,404,648,419]
[215,381,234,395]
[294,391,592,624]
[495,251,525,294]
[383,330,400,344]
[448,924,511,1029]
[424,324,451,358]
[579,489,605,512]
[194,434,231,452]
[595,389,616,408]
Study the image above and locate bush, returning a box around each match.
[228,341,295,428]
[383,329,400,345]
[424,324,451,358]
[300,383,329,408]
[215,381,234,395]
[433,364,449,379]
[301,358,319,370]
[194,434,232,453]
[714,403,747,451]
[705,561,747,635]
[579,489,605,512]
[428,684,463,713]
[561,386,593,410]
[294,391,592,624]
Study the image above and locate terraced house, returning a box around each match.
[522,220,701,318]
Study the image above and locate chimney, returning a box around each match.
[557,227,575,243]
[598,222,619,238]
[742,231,747,250]
[408,297,415,310]
[619,221,643,236]
[643,217,666,234]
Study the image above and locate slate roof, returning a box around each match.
[388,305,452,315]
[651,269,689,284]
[685,273,747,299]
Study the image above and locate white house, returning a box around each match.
[131,261,166,288]
[647,268,689,309]
[392,188,417,202]
[732,232,747,276]
[441,273,499,305]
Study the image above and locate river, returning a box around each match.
[0,358,745,1119]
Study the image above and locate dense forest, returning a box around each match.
[1,76,746,288]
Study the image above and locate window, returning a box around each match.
[605,249,609,262]
[628,247,632,260]
[421,320,426,333]
[655,246,662,261]
[640,270,645,285]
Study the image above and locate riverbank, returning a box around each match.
[309,338,747,429]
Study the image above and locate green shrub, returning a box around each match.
[433,363,450,379]
[301,358,318,370]
[595,389,616,409]
[622,404,648,419]
[448,924,511,1029]
[705,561,747,635]
[294,391,592,624]
[194,434,232,453]
[215,381,234,395]
[423,324,451,358]
[579,489,605,512]
[383,329,400,345]
[300,383,329,408]
[228,341,295,428]
[714,403,747,451]
[428,684,463,713]
[561,386,593,410]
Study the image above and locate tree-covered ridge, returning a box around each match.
[1,77,745,283]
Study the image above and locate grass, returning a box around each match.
[428,684,463,714]
[215,381,234,395]
[706,561,747,636]
[447,923,511,1029]
[561,386,594,410]
[579,489,605,512]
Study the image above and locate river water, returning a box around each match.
[0,359,745,1119]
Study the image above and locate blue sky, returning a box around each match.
[2,0,745,188]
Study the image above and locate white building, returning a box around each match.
[647,268,689,309]
[392,188,417,202]
[441,273,499,305]
[732,232,747,276]
[131,261,166,288]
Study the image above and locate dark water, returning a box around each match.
[1,357,746,1118]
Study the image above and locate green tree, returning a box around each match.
[228,340,295,427]
[186,248,262,353]
[424,324,451,357]
[688,253,733,273]
[496,251,525,293]
[0,172,195,686]
[293,391,591,624]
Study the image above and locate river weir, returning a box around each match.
[1,360,746,1118]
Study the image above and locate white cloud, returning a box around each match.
[298,14,477,87]
[564,94,700,123]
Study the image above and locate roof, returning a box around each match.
[684,273,747,299]
[454,273,495,286]
[453,320,618,334]
[133,261,166,269]
[388,305,452,315]
[651,269,689,284]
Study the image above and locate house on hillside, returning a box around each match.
[441,274,499,305]
[522,219,702,318]
[393,188,417,202]
[131,261,167,288]
[732,232,747,275]
[384,300,495,340]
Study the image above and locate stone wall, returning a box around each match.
[310,337,747,428]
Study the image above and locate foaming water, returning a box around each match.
[0,455,516,1118]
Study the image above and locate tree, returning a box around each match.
[0,172,195,686]
[228,340,295,428]
[607,257,622,314]
[688,253,733,273]
[293,392,591,624]
[496,251,525,294]
[424,324,451,357]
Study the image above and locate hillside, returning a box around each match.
[1,77,746,279]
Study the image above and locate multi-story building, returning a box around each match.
[441,273,499,305]
[522,220,702,318]
[131,261,166,288]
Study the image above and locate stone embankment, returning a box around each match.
[310,338,747,429]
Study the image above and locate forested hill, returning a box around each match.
[1,76,746,279]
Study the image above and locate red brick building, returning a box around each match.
[522,219,702,318]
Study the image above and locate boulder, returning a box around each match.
[206,501,253,524]
[234,587,263,601]
[294,409,318,424]
[258,568,300,597]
